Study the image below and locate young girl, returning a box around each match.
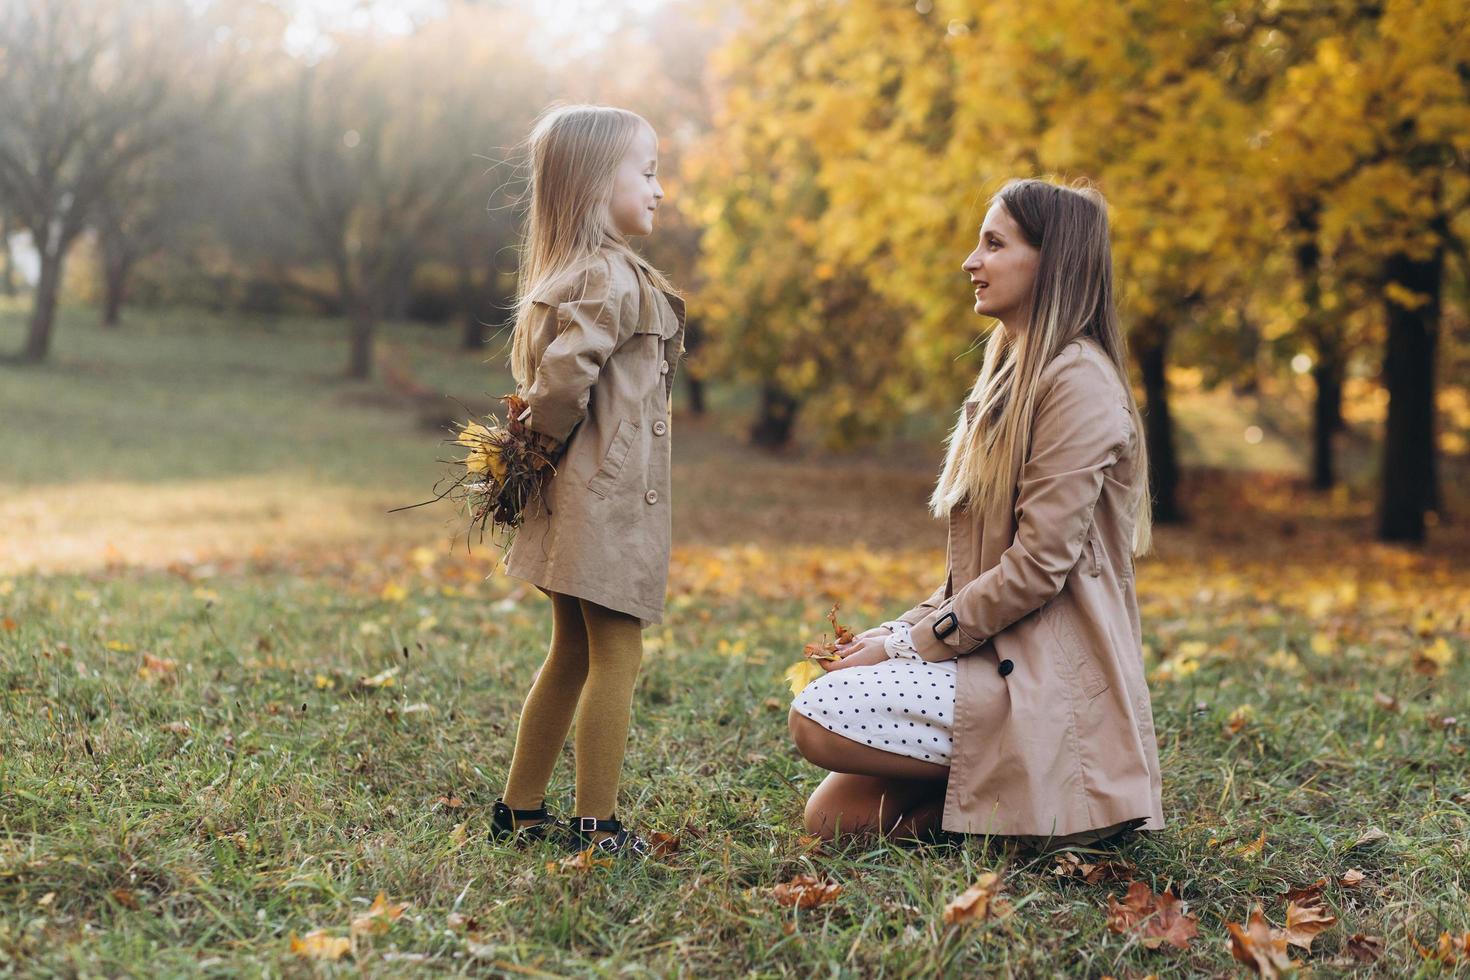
[789,179,1164,846]
[490,105,685,856]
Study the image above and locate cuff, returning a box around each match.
[910,600,986,662]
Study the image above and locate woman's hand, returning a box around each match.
[822,635,889,671]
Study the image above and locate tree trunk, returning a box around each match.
[101,254,131,328]
[458,257,486,351]
[0,217,16,297]
[750,382,799,449]
[683,317,706,416]
[1136,328,1183,523]
[21,247,64,362]
[1377,247,1442,543]
[1310,347,1344,491]
[348,308,375,379]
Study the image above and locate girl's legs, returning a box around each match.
[572,598,644,820]
[789,710,948,840]
[502,592,590,812]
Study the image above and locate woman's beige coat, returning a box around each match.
[898,338,1164,838]
[504,248,686,627]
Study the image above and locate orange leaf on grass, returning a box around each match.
[771,874,842,909]
[351,891,405,936]
[1338,868,1366,888]
[1105,881,1198,950]
[1052,851,1136,885]
[289,929,351,961]
[138,653,178,678]
[1281,879,1336,951]
[1344,933,1385,964]
[943,872,1012,926]
[1227,905,1295,978]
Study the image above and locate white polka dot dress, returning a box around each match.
[790,658,958,766]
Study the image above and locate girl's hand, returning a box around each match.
[822,636,889,671]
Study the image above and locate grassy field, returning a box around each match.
[2,302,1469,976]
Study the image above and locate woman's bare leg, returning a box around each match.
[789,711,949,780]
[803,772,947,840]
[789,711,948,840]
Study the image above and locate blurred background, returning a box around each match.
[0,0,1466,575]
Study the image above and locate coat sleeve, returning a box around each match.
[896,579,949,626]
[523,257,629,444]
[909,351,1132,662]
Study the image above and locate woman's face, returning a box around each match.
[963,202,1040,327]
[608,124,663,237]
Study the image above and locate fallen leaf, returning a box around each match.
[358,666,399,689]
[1416,931,1470,963]
[37,891,55,907]
[1351,827,1388,849]
[1236,828,1266,859]
[1105,881,1198,950]
[290,929,351,961]
[1227,905,1295,977]
[944,872,1013,926]
[1052,851,1136,885]
[138,653,178,679]
[548,848,613,874]
[1344,933,1384,963]
[160,721,192,735]
[647,831,681,856]
[433,796,464,809]
[1372,691,1400,712]
[1282,879,1336,951]
[772,874,843,909]
[1338,868,1365,888]
[351,891,405,936]
[1,617,15,631]
[1224,704,1253,735]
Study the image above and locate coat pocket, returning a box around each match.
[1086,528,1103,577]
[586,418,637,498]
[1044,601,1110,700]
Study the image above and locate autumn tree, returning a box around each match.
[0,0,221,361]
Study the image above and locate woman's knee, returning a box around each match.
[788,710,833,767]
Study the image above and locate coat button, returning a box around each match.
[997,659,1014,677]
[652,420,667,436]
[659,360,669,375]
[644,490,659,505]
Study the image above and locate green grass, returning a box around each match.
[1,556,1467,975]
[1,299,1468,975]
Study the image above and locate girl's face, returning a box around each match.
[963,202,1040,327]
[608,124,663,237]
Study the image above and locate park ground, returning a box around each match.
[1,301,1468,976]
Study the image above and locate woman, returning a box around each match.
[789,178,1164,846]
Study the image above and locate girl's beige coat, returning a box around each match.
[505,249,685,626]
[900,339,1165,838]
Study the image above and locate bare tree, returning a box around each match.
[0,0,218,361]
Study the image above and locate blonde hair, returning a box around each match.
[508,103,676,387]
[929,178,1153,556]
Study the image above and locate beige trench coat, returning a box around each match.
[895,338,1164,838]
[503,248,686,627]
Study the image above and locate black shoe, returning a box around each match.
[566,815,651,858]
[489,799,555,843]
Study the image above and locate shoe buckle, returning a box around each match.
[579,816,601,834]
[596,835,619,853]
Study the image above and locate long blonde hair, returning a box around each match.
[929,178,1153,556]
[508,104,675,387]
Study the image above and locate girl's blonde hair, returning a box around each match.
[509,103,676,387]
[929,178,1153,556]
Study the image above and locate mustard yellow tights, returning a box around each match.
[502,591,644,820]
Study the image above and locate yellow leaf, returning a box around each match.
[351,891,405,936]
[1236,828,1266,859]
[380,582,408,602]
[358,667,399,689]
[784,659,825,695]
[290,929,351,961]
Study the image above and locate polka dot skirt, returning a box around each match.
[790,658,958,766]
